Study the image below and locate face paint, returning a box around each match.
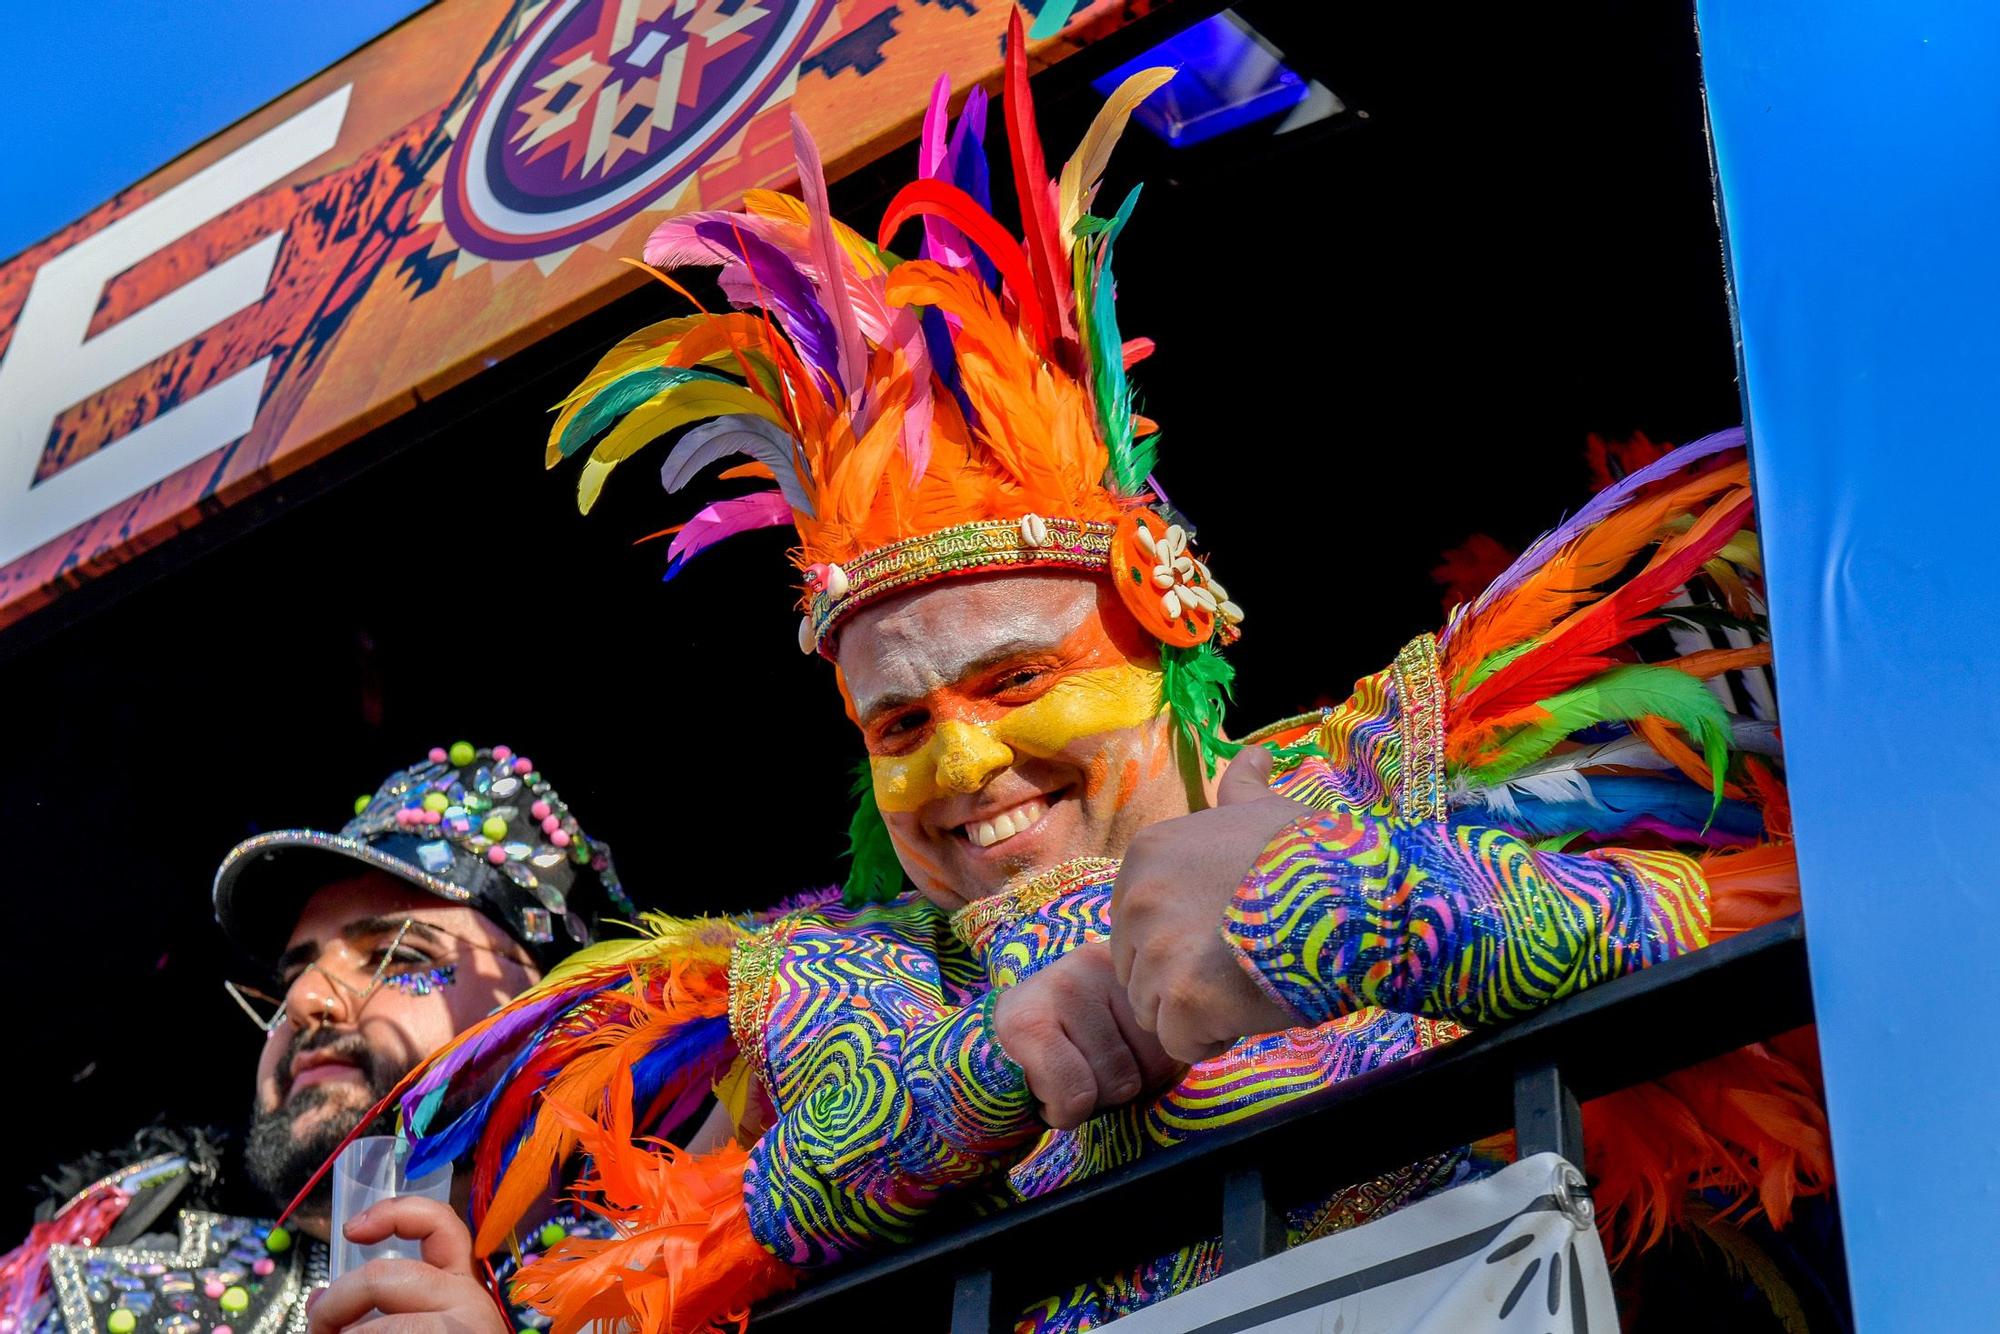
[868,663,1162,812]
[839,572,1193,904]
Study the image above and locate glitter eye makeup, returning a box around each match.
[383,963,457,996]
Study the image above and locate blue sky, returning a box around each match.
[0,0,431,262]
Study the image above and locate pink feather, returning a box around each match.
[918,76,975,271]
[665,491,795,573]
[643,210,794,268]
[791,114,870,413]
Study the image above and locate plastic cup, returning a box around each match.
[328,1136,454,1280]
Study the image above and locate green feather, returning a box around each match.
[841,762,912,906]
[1162,641,1240,777]
[1460,638,1540,692]
[556,366,729,459]
[1078,186,1151,497]
[1466,663,1733,817]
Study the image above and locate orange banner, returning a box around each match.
[0,0,1148,631]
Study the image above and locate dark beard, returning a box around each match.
[243,1029,407,1213]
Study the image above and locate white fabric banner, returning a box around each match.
[1104,1152,1615,1333]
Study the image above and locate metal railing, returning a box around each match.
[753,916,1813,1333]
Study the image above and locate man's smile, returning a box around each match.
[958,793,1054,849]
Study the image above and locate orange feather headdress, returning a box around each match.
[549,12,1239,663]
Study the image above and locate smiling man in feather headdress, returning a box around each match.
[348,16,1832,1334]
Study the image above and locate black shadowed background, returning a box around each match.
[2,0,1739,1228]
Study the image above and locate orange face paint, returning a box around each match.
[1113,756,1141,809]
[1084,751,1113,800]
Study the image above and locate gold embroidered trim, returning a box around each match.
[726,919,797,1078]
[1390,632,1448,822]
[809,518,1117,650]
[949,856,1118,952]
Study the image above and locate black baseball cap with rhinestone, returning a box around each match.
[213,743,633,971]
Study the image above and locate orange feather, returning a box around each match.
[1701,841,1800,937]
[1442,459,1750,688]
[1583,1040,1831,1266]
[508,1101,794,1334]
[1630,715,1748,799]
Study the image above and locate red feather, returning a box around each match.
[1002,9,1071,355]
[877,179,1049,348]
[1457,492,1755,722]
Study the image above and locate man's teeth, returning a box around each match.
[967,800,1047,849]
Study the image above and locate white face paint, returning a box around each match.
[842,575,1100,725]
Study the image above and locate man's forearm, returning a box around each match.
[1222,804,1710,1028]
[746,996,1038,1266]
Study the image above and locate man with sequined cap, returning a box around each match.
[381,18,1831,1334]
[0,743,631,1334]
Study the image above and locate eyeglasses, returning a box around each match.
[226,914,537,1035]
[224,919,422,1035]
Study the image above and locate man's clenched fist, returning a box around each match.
[1110,744,1308,1063]
[991,940,1184,1129]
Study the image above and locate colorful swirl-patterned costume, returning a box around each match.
[1226,777,1709,1028]
[385,436,1827,1334]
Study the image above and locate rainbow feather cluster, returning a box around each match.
[545,11,1176,598]
[374,906,826,1255]
[1436,427,1777,848]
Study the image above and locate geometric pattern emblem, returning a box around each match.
[443,0,832,259]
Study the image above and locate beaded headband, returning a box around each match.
[803,510,1244,654]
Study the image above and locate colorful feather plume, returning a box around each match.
[550,10,1173,609]
[1429,434,1824,1265]
[266,911,793,1260]
[1437,432,1778,832]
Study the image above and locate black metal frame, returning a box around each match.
[753,915,1811,1333]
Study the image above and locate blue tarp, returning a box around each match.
[1698,2,2000,1326]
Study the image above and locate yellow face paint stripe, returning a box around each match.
[868,664,1164,814]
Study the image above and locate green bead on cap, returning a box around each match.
[481,816,508,841]
[449,740,476,767]
[265,1225,292,1254]
[354,794,372,815]
[107,1311,136,1334]
[220,1288,250,1313]
[537,1220,568,1248]
[422,792,450,814]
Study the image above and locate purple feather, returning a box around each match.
[791,113,870,408]
[397,973,617,1124]
[919,77,977,272]
[1468,426,1748,615]
[946,86,1000,290]
[663,490,795,580]
[691,218,841,396]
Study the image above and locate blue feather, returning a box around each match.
[1481,775,1763,842]
[402,1010,571,1179]
[627,1014,733,1128]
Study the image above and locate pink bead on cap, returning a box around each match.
[486,847,507,865]
[551,830,572,848]
[428,747,448,763]
[492,745,513,761]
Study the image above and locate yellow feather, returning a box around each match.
[578,384,789,512]
[1058,67,1175,245]
[711,1053,756,1136]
